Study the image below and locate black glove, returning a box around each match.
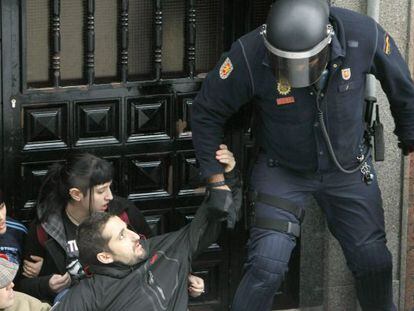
[226,186,242,229]
[205,188,232,222]
[398,140,414,156]
[224,170,242,229]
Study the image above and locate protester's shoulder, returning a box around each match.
[6,217,28,235]
[54,277,98,310]
[6,291,51,311]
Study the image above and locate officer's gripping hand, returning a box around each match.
[205,144,241,228]
[207,144,235,191]
[216,144,242,229]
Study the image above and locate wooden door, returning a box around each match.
[0,0,299,309]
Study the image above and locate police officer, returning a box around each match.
[191,0,414,310]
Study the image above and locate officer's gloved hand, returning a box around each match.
[224,169,242,229]
[398,140,414,156]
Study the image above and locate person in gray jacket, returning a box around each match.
[54,145,240,311]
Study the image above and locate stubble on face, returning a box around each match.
[103,217,147,266]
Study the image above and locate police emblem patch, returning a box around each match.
[219,57,233,79]
[277,81,291,95]
[341,68,351,81]
[384,33,391,55]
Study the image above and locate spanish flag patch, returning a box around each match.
[383,33,391,55]
[219,57,233,79]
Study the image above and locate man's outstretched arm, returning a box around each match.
[188,145,241,258]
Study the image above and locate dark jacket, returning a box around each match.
[54,187,240,311]
[17,196,152,302]
[192,7,414,177]
[0,217,27,265]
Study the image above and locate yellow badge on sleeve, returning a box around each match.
[219,57,233,79]
[384,33,391,55]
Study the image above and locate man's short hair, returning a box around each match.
[77,212,114,266]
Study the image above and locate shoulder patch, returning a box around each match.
[341,68,351,81]
[219,57,233,79]
[383,33,391,55]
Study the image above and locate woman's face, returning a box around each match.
[80,181,113,213]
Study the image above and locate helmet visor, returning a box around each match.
[268,45,330,88]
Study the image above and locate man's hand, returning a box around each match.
[215,144,235,173]
[22,255,44,278]
[188,274,205,298]
[207,144,236,191]
[48,272,71,293]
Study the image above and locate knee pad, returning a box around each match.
[350,242,393,310]
[250,254,289,289]
[231,255,290,311]
[351,241,392,275]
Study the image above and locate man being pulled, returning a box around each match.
[54,145,240,311]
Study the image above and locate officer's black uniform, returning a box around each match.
[191,6,414,311]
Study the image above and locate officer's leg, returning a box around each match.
[231,154,314,311]
[315,168,395,311]
[231,228,296,311]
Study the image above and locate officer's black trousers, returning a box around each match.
[231,154,395,311]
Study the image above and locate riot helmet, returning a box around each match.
[262,0,333,88]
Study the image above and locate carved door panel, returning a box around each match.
[1,0,299,309]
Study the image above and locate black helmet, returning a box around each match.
[262,0,333,88]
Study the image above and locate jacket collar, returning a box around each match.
[329,8,346,61]
[41,211,68,252]
[89,261,147,279]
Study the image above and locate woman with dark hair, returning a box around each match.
[17,153,153,303]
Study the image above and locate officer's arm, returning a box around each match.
[192,40,253,179]
[370,24,414,148]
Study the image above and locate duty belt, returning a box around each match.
[248,190,304,238]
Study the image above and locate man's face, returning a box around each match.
[80,181,113,213]
[101,216,146,266]
[0,203,7,234]
[0,282,14,309]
